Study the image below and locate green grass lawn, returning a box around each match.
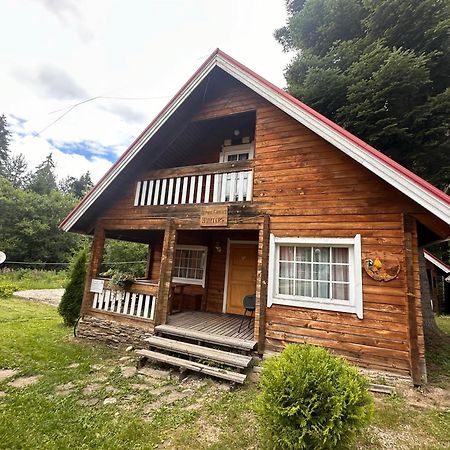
[1,297,449,449]
[0,269,68,290]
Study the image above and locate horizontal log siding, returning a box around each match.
[253,103,424,376]
[97,81,432,377]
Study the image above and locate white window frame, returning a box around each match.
[172,245,208,288]
[268,234,363,319]
[219,143,254,163]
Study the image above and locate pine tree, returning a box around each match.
[58,247,88,326]
[276,0,450,189]
[28,153,58,194]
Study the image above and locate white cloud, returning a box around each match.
[9,133,113,183]
[1,0,291,187]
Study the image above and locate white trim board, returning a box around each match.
[61,51,450,232]
[424,251,450,274]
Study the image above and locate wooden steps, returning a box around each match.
[136,349,247,384]
[155,324,257,351]
[144,336,252,369]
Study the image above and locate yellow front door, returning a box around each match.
[226,243,257,315]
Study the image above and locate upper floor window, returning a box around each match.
[219,143,254,163]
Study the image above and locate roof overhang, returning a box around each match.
[60,48,450,232]
[424,249,450,274]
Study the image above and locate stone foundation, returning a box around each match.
[76,315,153,348]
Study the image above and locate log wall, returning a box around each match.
[94,79,436,379]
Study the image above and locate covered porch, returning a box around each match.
[81,215,269,353]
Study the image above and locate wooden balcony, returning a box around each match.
[133,160,253,207]
[91,279,158,321]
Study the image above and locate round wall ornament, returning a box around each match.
[363,252,401,281]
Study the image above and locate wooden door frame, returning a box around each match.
[222,239,258,314]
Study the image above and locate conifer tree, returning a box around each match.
[58,247,88,326]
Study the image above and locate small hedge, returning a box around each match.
[0,282,17,298]
[256,344,373,450]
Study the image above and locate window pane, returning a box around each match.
[332,283,349,300]
[279,262,294,278]
[313,247,330,263]
[279,246,294,261]
[296,263,311,280]
[296,280,311,297]
[313,281,330,298]
[238,153,249,160]
[279,279,294,295]
[332,265,349,282]
[227,154,238,161]
[332,248,349,264]
[295,247,311,262]
[313,264,330,281]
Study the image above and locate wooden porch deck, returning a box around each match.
[166,311,255,341]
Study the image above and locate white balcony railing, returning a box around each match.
[134,161,253,207]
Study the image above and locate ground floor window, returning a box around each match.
[268,235,363,318]
[173,245,208,287]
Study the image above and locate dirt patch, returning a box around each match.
[82,383,102,395]
[8,375,41,388]
[143,390,191,414]
[55,382,76,396]
[397,384,450,410]
[78,398,100,407]
[13,289,64,307]
[137,366,170,380]
[0,369,18,381]
[120,366,137,378]
[0,391,6,398]
[367,425,436,450]
[66,363,80,369]
[196,417,221,445]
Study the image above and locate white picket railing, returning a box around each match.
[92,288,156,321]
[134,169,253,207]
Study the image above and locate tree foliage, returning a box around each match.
[0,177,83,264]
[28,153,58,195]
[59,172,93,199]
[276,0,450,189]
[58,247,88,326]
[0,115,11,175]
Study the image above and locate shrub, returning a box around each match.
[0,282,17,298]
[58,248,88,326]
[256,344,373,450]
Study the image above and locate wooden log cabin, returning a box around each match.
[60,49,450,385]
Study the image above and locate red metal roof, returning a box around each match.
[60,48,450,231]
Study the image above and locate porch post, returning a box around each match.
[254,215,270,354]
[81,224,105,316]
[403,214,427,385]
[155,220,177,326]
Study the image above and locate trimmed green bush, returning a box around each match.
[58,248,88,326]
[256,344,373,450]
[0,282,17,298]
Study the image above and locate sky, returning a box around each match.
[1,0,292,183]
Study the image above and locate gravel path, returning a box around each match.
[13,289,65,307]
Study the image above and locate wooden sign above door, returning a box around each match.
[200,205,228,227]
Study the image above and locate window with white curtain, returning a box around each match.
[172,245,208,287]
[268,235,363,318]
